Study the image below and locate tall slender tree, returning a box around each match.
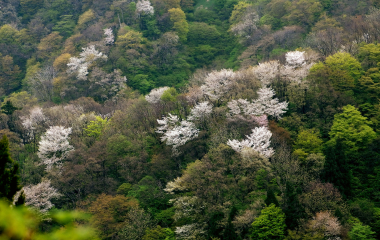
[0,135,21,202]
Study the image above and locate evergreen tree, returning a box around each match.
[222,206,240,240]
[322,140,352,198]
[283,182,305,229]
[0,135,21,202]
[265,186,279,207]
[1,100,18,115]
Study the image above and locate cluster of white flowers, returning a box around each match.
[104,28,114,45]
[164,177,187,194]
[187,101,213,121]
[253,61,281,86]
[136,0,154,15]
[38,126,74,171]
[201,69,236,101]
[145,86,170,103]
[67,45,107,80]
[21,180,61,214]
[227,126,274,158]
[286,51,306,68]
[156,114,199,155]
[20,107,47,140]
[175,223,205,240]
[253,51,315,85]
[227,87,288,119]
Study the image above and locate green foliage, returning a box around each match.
[117,183,133,195]
[251,204,286,240]
[169,8,189,41]
[0,200,99,240]
[324,52,363,81]
[143,225,175,240]
[52,15,76,38]
[84,116,108,140]
[349,223,376,240]
[328,105,376,152]
[161,87,178,102]
[293,129,323,160]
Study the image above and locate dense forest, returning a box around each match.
[2,0,380,239]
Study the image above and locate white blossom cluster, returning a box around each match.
[38,126,74,171]
[164,177,187,194]
[230,7,259,38]
[136,0,154,15]
[253,61,281,86]
[227,126,274,158]
[285,51,306,68]
[227,87,288,119]
[175,223,206,240]
[145,86,170,103]
[14,180,61,215]
[201,69,236,101]
[156,114,199,155]
[67,45,107,80]
[253,51,315,86]
[20,107,47,140]
[103,28,114,45]
[187,101,213,121]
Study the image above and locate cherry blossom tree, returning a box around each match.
[227,87,288,119]
[281,51,315,83]
[145,86,170,104]
[230,2,259,39]
[308,211,342,239]
[67,45,107,80]
[253,61,281,86]
[227,126,274,158]
[104,28,114,45]
[285,51,306,68]
[156,114,199,155]
[20,106,48,141]
[136,0,154,15]
[14,180,61,216]
[38,126,74,171]
[187,101,213,121]
[201,69,236,101]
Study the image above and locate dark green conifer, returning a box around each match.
[322,140,352,198]
[265,186,279,207]
[1,100,18,115]
[0,135,21,202]
[222,206,240,240]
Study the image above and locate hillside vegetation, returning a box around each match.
[2,0,380,239]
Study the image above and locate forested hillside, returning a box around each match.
[2,0,380,239]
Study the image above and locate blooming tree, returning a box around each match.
[14,180,61,215]
[201,69,236,101]
[253,61,281,86]
[136,0,154,15]
[67,45,107,80]
[285,51,306,68]
[38,126,74,171]
[156,114,199,155]
[187,101,213,121]
[227,126,274,158]
[20,107,48,140]
[145,86,170,103]
[227,87,288,119]
[230,3,259,39]
[104,28,114,45]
